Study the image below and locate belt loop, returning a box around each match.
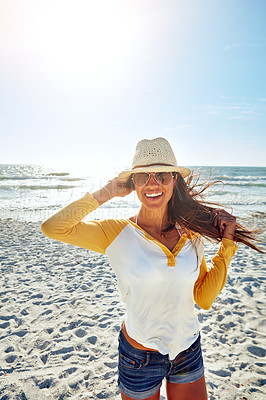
[144,352,150,367]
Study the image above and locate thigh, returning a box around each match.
[166,375,207,400]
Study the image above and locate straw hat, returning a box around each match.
[118,137,191,182]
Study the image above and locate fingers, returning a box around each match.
[213,209,223,229]
[212,209,236,237]
[114,177,128,191]
[106,177,133,198]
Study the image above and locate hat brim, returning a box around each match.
[118,165,191,182]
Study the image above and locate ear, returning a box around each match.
[173,173,178,187]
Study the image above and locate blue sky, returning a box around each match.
[0,0,265,174]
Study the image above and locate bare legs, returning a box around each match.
[166,375,208,400]
[120,375,207,400]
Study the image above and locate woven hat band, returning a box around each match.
[132,163,174,170]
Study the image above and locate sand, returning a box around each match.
[0,216,265,399]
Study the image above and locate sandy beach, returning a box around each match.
[0,215,265,399]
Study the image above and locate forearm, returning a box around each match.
[194,238,238,310]
[92,187,113,205]
[41,192,99,239]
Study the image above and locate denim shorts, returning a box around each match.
[118,329,204,399]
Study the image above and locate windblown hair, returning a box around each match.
[164,172,263,253]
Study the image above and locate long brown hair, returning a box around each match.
[164,171,264,253]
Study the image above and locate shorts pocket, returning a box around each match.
[119,348,147,370]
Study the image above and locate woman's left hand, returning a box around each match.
[213,209,236,240]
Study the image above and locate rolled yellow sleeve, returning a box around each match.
[194,238,238,310]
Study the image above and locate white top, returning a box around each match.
[106,221,204,359]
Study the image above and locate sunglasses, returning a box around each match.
[132,172,175,187]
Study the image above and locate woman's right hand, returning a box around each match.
[104,177,134,198]
[93,177,134,205]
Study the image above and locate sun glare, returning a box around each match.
[1,0,166,93]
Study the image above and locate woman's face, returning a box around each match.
[133,172,176,213]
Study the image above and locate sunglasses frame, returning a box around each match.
[132,172,176,187]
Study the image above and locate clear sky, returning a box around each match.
[1,0,265,174]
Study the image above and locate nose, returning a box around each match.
[146,173,159,186]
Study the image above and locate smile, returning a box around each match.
[145,192,163,198]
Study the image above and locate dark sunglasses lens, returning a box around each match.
[133,172,173,186]
[155,172,173,185]
[133,173,149,186]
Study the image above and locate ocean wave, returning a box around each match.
[218,200,266,206]
[0,176,47,181]
[207,191,231,196]
[214,175,266,182]
[249,211,266,218]
[59,177,86,182]
[0,184,79,190]
[46,172,70,176]
[0,175,85,183]
[224,182,266,188]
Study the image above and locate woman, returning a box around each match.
[41,137,259,400]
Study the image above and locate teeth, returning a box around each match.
[145,193,162,198]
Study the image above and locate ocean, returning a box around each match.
[0,164,265,222]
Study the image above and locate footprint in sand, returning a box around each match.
[68,379,83,389]
[40,354,48,364]
[0,322,9,329]
[243,286,253,297]
[75,328,87,338]
[5,346,15,353]
[20,309,29,316]
[30,293,43,299]
[220,322,236,330]
[59,367,78,378]
[95,390,110,399]
[99,322,109,328]
[209,369,231,377]
[5,354,17,364]
[104,361,117,369]
[247,346,265,357]
[37,378,54,389]
[51,346,75,356]
[87,336,97,345]
[13,330,28,337]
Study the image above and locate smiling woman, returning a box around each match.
[41,137,262,399]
